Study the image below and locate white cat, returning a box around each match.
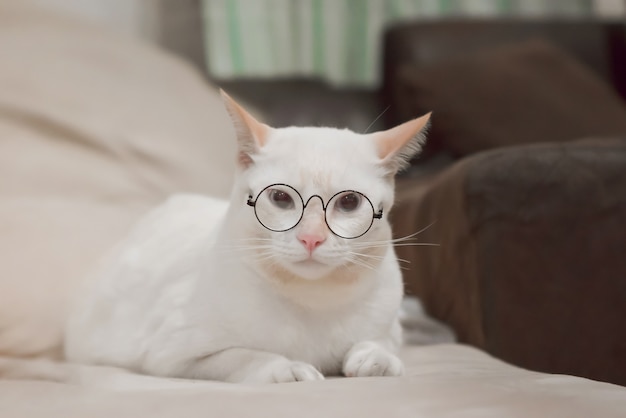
[63,91,431,384]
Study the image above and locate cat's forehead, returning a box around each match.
[252,126,383,194]
[264,126,378,163]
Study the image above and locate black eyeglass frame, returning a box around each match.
[246,183,383,239]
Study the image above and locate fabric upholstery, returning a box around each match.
[0,3,239,359]
[394,139,626,385]
[392,39,626,156]
[3,344,626,418]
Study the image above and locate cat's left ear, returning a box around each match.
[370,113,432,174]
[220,89,272,169]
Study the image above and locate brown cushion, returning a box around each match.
[393,39,626,156]
[393,138,626,386]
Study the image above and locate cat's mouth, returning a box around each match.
[294,258,323,267]
[286,255,338,279]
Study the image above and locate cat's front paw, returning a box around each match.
[343,341,404,377]
[251,359,324,384]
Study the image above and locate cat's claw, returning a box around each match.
[343,342,404,378]
[252,360,324,384]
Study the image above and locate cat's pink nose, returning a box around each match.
[297,233,326,254]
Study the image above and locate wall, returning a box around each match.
[19,0,161,41]
[593,0,626,16]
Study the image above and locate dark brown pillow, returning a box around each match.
[394,39,626,156]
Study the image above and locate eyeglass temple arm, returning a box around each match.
[247,196,255,207]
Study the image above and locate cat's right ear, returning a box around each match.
[220,89,271,169]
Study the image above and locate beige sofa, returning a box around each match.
[1,4,625,417]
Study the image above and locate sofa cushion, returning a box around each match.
[3,344,626,418]
[393,138,626,386]
[0,4,241,358]
[393,39,626,156]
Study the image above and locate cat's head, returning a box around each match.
[221,90,430,282]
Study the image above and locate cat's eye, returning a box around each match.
[335,192,361,213]
[268,189,295,210]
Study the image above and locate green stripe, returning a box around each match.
[388,0,401,20]
[267,3,281,68]
[438,0,455,14]
[312,0,325,73]
[496,0,513,13]
[352,0,368,82]
[289,1,300,70]
[227,0,244,73]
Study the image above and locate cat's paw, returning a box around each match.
[343,342,404,378]
[252,359,324,384]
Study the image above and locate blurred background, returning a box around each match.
[13,0,626,132]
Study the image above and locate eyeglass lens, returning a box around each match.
[252,184,376,239]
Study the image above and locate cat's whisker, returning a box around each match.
[252,251,280,264]
[389,243,440,248]
[363,105,390,134]
[352,242,440,249]
[353,222,438,248]
[344,253,378,271]
[213,251,265,261]
[216,248,263,259]
[216,245,274,252]
[346,251,411,269]
[349,248,412,264]
[347,257,376,271]
[218,240,275,252]
[352,235,431,247]
[222,242,274,248]
[216,242,275,250]
[400,221,437,239]
[213,246,278,265]
[229,237,274,243]
[347,251,386,259]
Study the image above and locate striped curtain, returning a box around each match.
[202,0,604,87]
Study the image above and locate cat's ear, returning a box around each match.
[220,89,271,169]
[370,113,431,174]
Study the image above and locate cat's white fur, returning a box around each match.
[63,92,431,383]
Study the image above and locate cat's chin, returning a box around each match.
[287,259,337,281]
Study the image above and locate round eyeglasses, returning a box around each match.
[246,183,383,239]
